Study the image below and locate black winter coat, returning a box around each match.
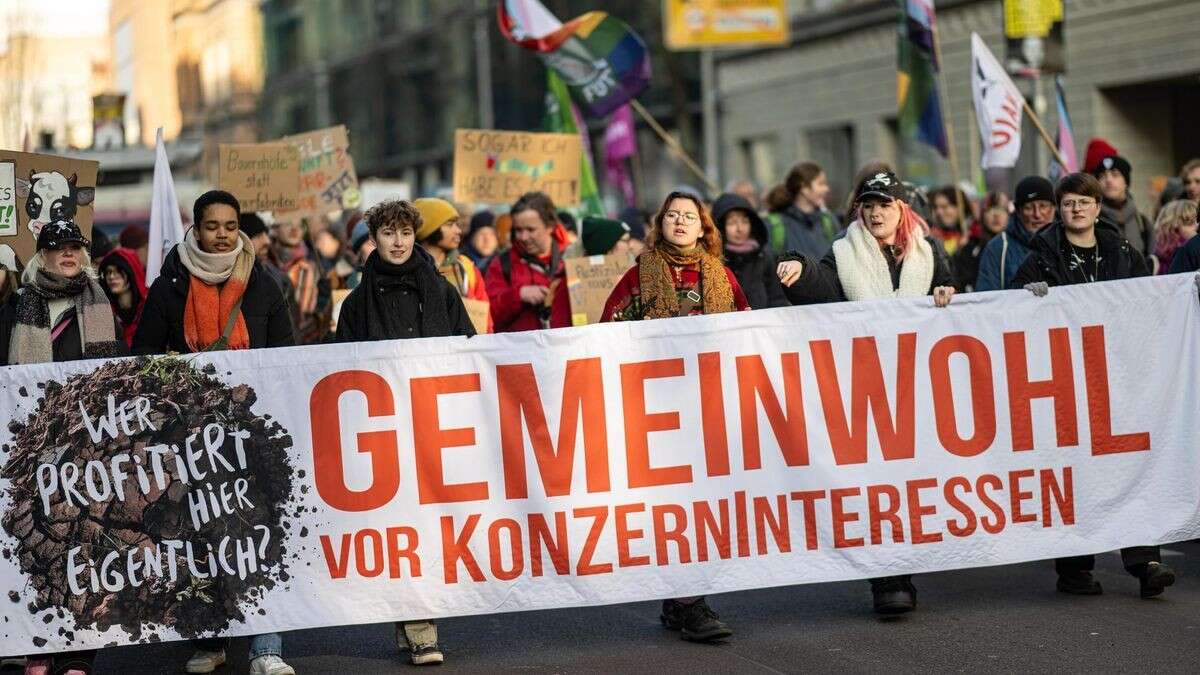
[712,193,790,310]
[1009,219,1148,288]
[334,248,475,343]
[0,294,127,366]
[132,247,296,355]
[780,235,956,305]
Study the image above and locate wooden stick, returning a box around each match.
[629,98,719,195]
[1022,97,1069,169]
[930,19,966,232]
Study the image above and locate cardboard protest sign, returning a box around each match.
[453,129,581,206]
[0,150,98,266]
[281,125,360,216]
[462,297,491,335]
[218,143,301,213]
[330,289,352,332]
[565,252,636,326]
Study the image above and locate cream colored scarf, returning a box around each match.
[832,220,934,301]
[177,229,252,285]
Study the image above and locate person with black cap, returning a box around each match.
[974,175,1057,291]
[0,219,126,367]
[774,170,955,616]
[1094,154,1153,256]
[712,192,789,308]
[0,219,126,675]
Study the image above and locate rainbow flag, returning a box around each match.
[1049,76,1078,180]
[498,0,651,118]
[897,0,948,157]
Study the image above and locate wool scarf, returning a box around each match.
[178,229,254,351]
[10,257,123,365]
[637,242,735,319]
[351,248,453,340]
[831,220,934,301]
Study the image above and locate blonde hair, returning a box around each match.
[22,248,96,285]
[1153,199,1198,261]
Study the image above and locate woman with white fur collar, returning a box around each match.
[775,170,957,307]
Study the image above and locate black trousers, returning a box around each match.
[192,637,229,651]
[1055,546,1160,576]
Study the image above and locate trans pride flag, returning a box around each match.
[498,0,652,118]
[897,0,948,157]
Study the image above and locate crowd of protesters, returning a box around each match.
[1,135,1198,674]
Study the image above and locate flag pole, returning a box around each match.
[1021,97,1069,169]
[929,16,966,225]
[629,99,719,195]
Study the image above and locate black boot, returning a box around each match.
[871,576,916,615]
[1056,570,1103,595]
[1136,561,1176,599]
[660,598,733,642]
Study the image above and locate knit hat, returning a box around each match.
[1083,138,1119,175]
[350,217,370,253]
[1093,154,1132,186]
[1013,176,1056,208]
[581,217,630,256]
[618,206,647,240]
[238,212,268,238]
[414,198,459,241]
[118,224,148,250]
[468,210,495,237]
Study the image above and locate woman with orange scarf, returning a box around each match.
[600,191,747,644]
[134,191,295,356]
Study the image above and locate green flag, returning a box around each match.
[543,69,605,218]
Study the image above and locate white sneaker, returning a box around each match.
[184,649,227,674]
[249,654,296,675]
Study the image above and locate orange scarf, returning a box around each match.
[183,255,253,351]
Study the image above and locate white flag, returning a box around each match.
[146,127,185,285]
[971,33,1024,169]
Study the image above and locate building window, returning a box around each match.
[805,125,855,207]
[740,136,777,191]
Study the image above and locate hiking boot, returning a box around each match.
[1056,571,1103,595]
[184,649,226,674]
[660,598,733,642]
[1138,562,1176,599]
[396,621,444,665]
[249,654,295,675]
[871,577,916,614]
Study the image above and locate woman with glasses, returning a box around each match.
[599,191,747,643]
[1010,173,1150,288]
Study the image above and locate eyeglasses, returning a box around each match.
[1060,198,1097,211]
[663,210,700,224]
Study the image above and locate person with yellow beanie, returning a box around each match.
[414,198,491,333]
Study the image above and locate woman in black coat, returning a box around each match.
[133,192,294,355]
[712,193,789,309]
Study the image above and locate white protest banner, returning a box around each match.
[971,32,1025,169]
[1,275,1198,655]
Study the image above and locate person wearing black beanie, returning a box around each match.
[1093,154,1152,255]
[974,176,1057,291]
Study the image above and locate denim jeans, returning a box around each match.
[193,633,282,659]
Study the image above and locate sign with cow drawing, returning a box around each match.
[0,150,99,266]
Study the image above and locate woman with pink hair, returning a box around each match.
[774,169,956,617]
[776,169,957,307]
[1150,199,1198,274]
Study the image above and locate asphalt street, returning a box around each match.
[21,541,1200,674]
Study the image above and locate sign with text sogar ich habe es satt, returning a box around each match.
[453,129,582,206]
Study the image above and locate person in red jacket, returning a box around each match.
[98,247,148,346]
[485,191,572,331]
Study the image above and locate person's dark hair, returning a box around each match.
[0,267,19,306]
[238,212,268,238]
[647,191,722,258]
[193,190,241,228]
[510,192,558,229]
[364,199,422,237]
[1055,172,1104,204]
[930,185,970,227]
[765,162,824,212]
[89,227,113,260]
[557,210,577,234]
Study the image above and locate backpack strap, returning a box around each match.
[499,251,512,285]
[207,296,244,352]
[766,213,787,252]
[999,232,1009,289]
